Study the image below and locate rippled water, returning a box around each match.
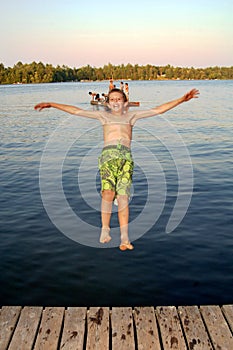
[0,80,233,306]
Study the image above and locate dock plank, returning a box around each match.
[8,306,42,350]
[178,306,213,350]
[111,307,135,350]
[86,307,109,350]
[1,304,233,349]
[60,307,87,350]
[200,305,233,350]
[0,306,22,350]
[156,306,186,350]
[134,306,161,350]
[222,304,233,333]
[34,306,65,350]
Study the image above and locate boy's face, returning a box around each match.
[108,92,126,114]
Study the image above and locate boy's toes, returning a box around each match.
[119,242,134,251]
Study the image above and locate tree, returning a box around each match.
[0,61,233,84]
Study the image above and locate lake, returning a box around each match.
[0,80,232,307]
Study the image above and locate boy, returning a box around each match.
[34,88,199,250]
[109,79,114,92]
[88,91,102,101]
[124,82,129,101]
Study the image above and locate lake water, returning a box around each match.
[0,80,233,307]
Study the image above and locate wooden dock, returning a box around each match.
[0,305,233,349]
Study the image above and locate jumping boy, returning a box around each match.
[34,88,199,250]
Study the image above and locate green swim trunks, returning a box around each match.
[98,144,134,196]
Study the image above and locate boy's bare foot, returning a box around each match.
[119,242,134,251]
[100,227,111,243]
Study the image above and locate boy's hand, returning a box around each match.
[34,102,51,111]
[183,89,199,102]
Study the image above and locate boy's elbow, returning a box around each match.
[74,109,82,116]
[151,107,161,115]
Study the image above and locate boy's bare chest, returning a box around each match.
[103,122,132,133]
[103,123,132,141]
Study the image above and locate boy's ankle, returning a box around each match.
[102,226,110,230]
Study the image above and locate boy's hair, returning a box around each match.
[107,88,127,102]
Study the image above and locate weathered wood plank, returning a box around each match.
[1,304,233,350]
[0,306,22,350]
[8,306,42,350]
[60,307,87,350]
[86,307,109,350]
[178,306,213,350]
[34,307,65,350]
[222,304,233,333]
[111,307,135,350]
[134,306,161,350]
[200,305,233,350]
[156,306,186,350]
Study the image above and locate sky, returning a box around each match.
[1,0,232,68]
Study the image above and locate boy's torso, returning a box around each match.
[100,111,135,148]
[103,123,132,148]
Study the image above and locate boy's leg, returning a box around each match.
[116,155,134,250]
[100,190,115,243]
[117,195,134,250]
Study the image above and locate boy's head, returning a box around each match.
[107,88,127,103]
[106,88,128,114]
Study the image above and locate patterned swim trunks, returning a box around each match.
[98,144,134,196]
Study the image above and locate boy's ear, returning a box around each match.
[124,101,129,108]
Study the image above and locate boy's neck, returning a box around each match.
[110,109,124,116]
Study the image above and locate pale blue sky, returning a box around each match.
[1,0,232,67]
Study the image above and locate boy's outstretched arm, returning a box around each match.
[34,102,100,119]
[131,89,199,123]
[154,88,199,114]
[34,102,83,114]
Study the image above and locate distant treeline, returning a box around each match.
[0,61,233,84]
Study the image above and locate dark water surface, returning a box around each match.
[1,80,233,306]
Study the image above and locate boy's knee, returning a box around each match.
[102,190,115,201]
[117,195,128,205]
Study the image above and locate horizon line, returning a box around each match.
[2,61,233,70]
